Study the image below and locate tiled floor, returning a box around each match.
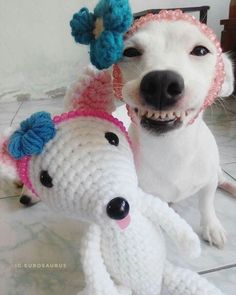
[0,97,236,295]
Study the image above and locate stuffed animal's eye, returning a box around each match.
[40,170,53,188]
[190,46,210,56]
[123,47,142,57]
[105,132,119,146]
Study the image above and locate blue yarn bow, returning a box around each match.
[8,112,56,160]
[70,0,133,70]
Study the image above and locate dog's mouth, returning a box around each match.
[134,108,192,134]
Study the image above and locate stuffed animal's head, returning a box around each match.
[7,79,137,230]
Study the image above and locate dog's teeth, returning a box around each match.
[175,111,181,118]
[160,112,166,119]
[180,112,185,121]
[154,112,160,119]
[166,112,173,120]
[147,111,153,118]
[150,113,155,118]
[140,109,146,116]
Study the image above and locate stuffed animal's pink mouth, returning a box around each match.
[116,214,131,230]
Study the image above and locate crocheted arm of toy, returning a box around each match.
[64,64,116,113]
[79,223,128,295]
[139,189,201,259]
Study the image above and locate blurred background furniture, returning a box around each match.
[221,0,236,93]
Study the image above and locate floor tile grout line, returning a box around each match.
[10,101,24,126]
[225,107,236,115]
[199,264,236,275]
[222,168,236,181]
[222,161,236,165]
[205,104,236,121]
[206,117,236,125]
[0,195,19,200]
[225,107,236,116]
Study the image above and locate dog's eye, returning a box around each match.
[190,46,210,56]
[105,132,119,146]
[123,47,142,57]
[40,170,53,188]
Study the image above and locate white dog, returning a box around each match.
[114,11,235,248]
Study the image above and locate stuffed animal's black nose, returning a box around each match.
[140,70,184,109]
[106,197,130,220]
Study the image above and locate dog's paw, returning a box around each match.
[179,231,201,259]
[201,217,227,248]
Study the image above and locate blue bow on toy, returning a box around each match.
[8,112,56,160]
[70,0,133,70]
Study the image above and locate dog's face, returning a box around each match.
[118,20,234,134]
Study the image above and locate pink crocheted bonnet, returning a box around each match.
[112,10,225,117]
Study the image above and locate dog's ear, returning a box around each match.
[219,53,235,97]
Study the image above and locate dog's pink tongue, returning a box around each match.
[117,214,131,230]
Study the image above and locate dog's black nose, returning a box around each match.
[106,197,130,220]
[140,70,184,109]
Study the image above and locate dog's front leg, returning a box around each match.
[199,177,226,248]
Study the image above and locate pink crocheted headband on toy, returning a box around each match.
[13,109,132,197]
[113,10,225,116]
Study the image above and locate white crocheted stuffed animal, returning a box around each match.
[6,70,224,295]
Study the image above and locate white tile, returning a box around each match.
[204,102,236,125]
[0,174,21,199]
[208,120,236,145]
[0,124,9,134]
[223,163,236,180]
[12,98,64,127]
[0,197,86,295]
[203,267,236,295]
[0,101,22,132]
[166,188,236,272]
[207,120,236,164]
[225,96,236,114]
